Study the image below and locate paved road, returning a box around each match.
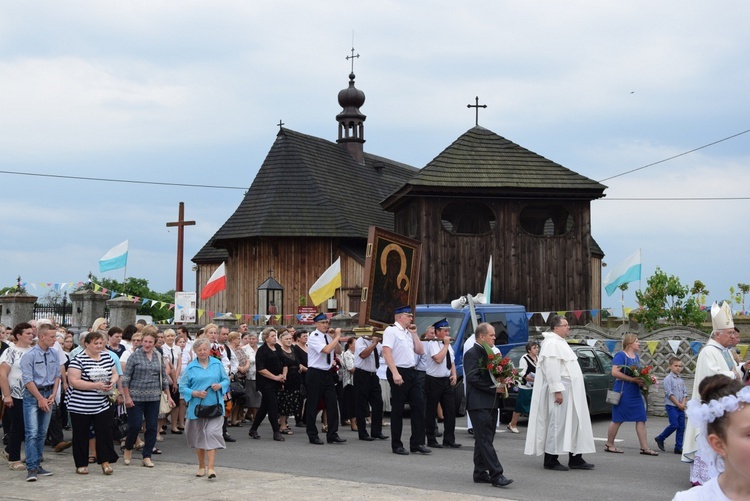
[1,414,690,500]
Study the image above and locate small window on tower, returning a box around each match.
[441,202,495,235]
[519,205,574,236]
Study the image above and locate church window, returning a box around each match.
[440,202,495,235]
[519,205,574,236]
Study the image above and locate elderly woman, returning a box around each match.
[248,328,285,441]
[277,331,302,434]
[507,340,539,433]
[180,338,229,479]
[0,323,34,471]
[292,330,309,427]
[604,333,659,455]
[121,327,174,467]
[227,332,250,427]
[241,332,262,423]
[66,331,119,475]
[161,329,183,434]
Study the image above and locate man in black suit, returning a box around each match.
[464,322,513,488]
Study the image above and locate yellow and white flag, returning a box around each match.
[309,257,342,306]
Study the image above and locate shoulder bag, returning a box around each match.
[158,352,173,415]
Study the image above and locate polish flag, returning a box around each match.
[200,263,226,300]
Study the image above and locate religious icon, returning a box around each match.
[359,227,421,329]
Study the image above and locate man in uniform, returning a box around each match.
[306,313,346,445]
[382,305,428,455]
[425,319,460,449]
[524,315,595,471]
[353,333,387,441]
[464,322,512,487]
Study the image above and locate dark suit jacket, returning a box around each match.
[465,343,502,411]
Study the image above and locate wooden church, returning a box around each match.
[193,70,607,323]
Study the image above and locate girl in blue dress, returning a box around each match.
[604,333,659,455]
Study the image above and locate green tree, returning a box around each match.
[730,283,750,312]
[632,267,708,331]
[80,276,175,322]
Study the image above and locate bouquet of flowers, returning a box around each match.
[624,364,657,392]
[209,345,223,361]
[479,343,523,397]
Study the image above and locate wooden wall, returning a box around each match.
[394,197,598,314]
[197,237,364,322]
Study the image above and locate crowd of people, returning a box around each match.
[2,300,750,498]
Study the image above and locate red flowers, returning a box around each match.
[478,343,522,395]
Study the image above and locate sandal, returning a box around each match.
[280,428,293,435]
[76,466,89,475]
[152,448,162,455]
[134,441,145,451]
[10,461,26,471]
[101,462,113,475]
[640,449,659,456]
[88,455,97,464]
[604,444,624,453]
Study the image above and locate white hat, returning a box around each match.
[711,301,734,331]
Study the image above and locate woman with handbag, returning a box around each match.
[604,333,659,455]
[65,331,120,475]
[248,328,285,441]
[507,340,539,433]
[227,332,250,426]
[179,338,229,479]
[122,326,175,468]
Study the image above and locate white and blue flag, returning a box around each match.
[603,249,641,296]
[99,240,129,273]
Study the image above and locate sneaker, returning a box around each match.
[655,437,665,452]
[26,470,38,482]
[37,466,53,476]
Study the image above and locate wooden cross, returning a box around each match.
[166,202,196,292]
[277,119,284,130]
[346,47,360,73]
[467,96,487,126]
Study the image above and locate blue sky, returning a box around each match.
[1,1,749,315]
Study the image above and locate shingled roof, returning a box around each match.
[194,128,417,256]
[381,126,606,210]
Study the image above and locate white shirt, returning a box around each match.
[425,340,454,378]
[354,337,378,373]
[382,323,417,369]
[307,329,334,370]
[242,345,257,380]
[672,476,730,501]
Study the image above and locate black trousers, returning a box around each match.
[45,401,64,446]
[70,407,118,468]
[425,376,456,445]
[387,367,425,450]
[468,407,504,481]
[305,368,339,441]
[354,369,383,439]
[4,398,24,461]
[251,387,280,434]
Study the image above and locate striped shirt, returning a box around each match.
[66,351,116,414]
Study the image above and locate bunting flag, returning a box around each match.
[264,315,271,323]
[690,341,703,355]
[99,240,129,273]
[591,309,599,318]
[525,312,533,320]
[557,310,566,317]
[197,309,205,319]
[586,339,597,347]
[738,344,749,360]
[668,340,681,354]
[200,263,227,301]
[309,257,342,306]
[605,340,617,353]
[603,248,641,296]
[574,310,583,320]
[646,340,659,355]
[624,307,633,316]
[541,312,551,322]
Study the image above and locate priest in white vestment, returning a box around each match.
[524,315,595,471]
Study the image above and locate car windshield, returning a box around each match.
[414,312,464,338]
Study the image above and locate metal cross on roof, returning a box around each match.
[346,47,360,73]
[467,96,487,126]
[277,119,284,130]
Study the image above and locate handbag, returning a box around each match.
[606,388,622,405]
[195,389,223,419]
[112,405,129,440]
[230,378,246,402]
[157,353,173,416]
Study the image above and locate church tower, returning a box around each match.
[336,70,366,164]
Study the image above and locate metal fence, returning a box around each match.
[33,301,73,326]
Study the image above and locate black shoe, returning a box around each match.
[309,437,324,445]
[445,442,463,448]
[435,431,443,438]
[410,445,432,454]
[248,430,260,439]
[568,462,595,470]
[171,429,183,435]
[374,434,389,440]
[473,473,493,484]
[359,436,375,441]
[393,447,409,455]
[492,475,514,487]
[327,435,346,444]
[427,441,443,449]
[674,449,683,455]
[223,434,236,443]
[159,430,166,435]
[544,463,569,471]
[467,428,474,435]
[273,432,285,442]
[655,437,665,452]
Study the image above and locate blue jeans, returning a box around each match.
[23,388,54,471]
[657,405,685,450]
[124,400,160,459]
